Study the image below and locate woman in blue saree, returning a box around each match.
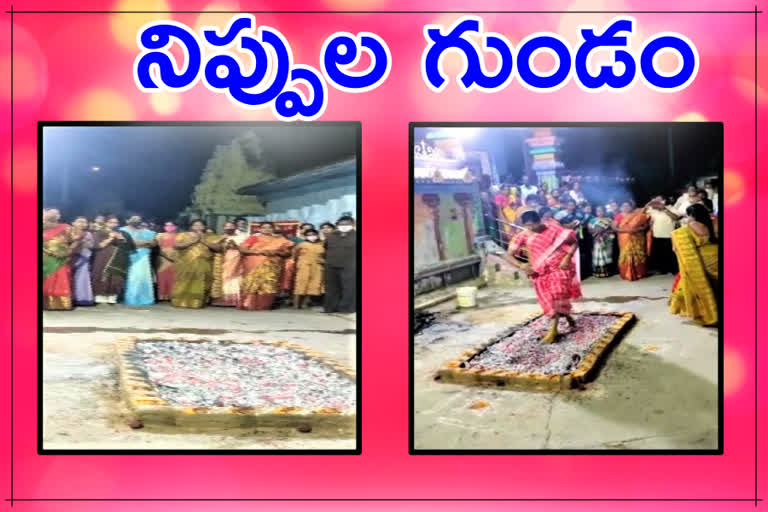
[120,216,157,305]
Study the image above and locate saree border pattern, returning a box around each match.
[435,311,636,391]
[115,337,356,430]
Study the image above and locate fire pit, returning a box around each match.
[435,312,635,391]
[116,337,356,431]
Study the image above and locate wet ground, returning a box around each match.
[413,274,719,450]
[42,304,357,450]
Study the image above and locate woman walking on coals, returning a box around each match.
[506,210,582,344]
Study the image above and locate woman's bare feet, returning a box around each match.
[541,324,558,344]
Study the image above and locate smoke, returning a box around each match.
[565,162,633,207]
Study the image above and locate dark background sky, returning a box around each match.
[419,124,723,204]
[42,124,357,221]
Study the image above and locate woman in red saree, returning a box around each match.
[237,222,294,310]
[507,210,582,344]
[613,201,651,281]
[42,209,78,310]
[155,221,179,301]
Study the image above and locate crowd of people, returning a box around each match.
[485,175,719,327]
[42,210,358,315]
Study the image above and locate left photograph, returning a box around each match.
[39,121,360,453]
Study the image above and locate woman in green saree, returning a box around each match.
[42,208,79,310]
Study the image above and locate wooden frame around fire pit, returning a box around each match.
[435,311,636,391]
[115,337,357,430]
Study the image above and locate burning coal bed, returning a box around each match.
[435,313,636,391]
[128,340,356,412]
[464,314,620,375]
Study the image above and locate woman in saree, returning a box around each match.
[70,216,94,306]
[89,215,105,232]
[282,223,312,296]
[506,210,582,344]
[508,186,520,209]
[171,219,225,309]
[293,223,314,243]
[494,184,510,211]
[613,201,651,281]
[42,209,77,310]
[588,206,615,277]
[292,229,325,309]
[319,222,335,241]
[155,221,179,301]
[238,222,295,311]
[91,216,135,304]
[120,216,157,306]
[498,187,521,244]
[211,220,248,307]
[669,203,719,326]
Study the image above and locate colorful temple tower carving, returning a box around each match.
[524,127,565,191]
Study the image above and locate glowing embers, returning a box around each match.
[116,338,356,429]
[436,312,635,391]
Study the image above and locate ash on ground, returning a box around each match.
[414,312,472,345]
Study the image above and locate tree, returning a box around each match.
[190,130,275,216]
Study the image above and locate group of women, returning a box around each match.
[42,209,337,313]
[494,181,719,326]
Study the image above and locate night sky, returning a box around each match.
[424,124,723,204]
[42,124,357,222]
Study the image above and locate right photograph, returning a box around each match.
[410,122,722,453]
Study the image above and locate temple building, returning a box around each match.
[413,135,485,295]
[236,157,357,230]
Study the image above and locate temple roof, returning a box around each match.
[414,166,475,184]
[236,157,356,196]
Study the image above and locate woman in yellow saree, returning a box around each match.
[170,219,225,309]
[670,203,718,326]
[613,201,651,281]
[498,186,520,244]
[238,222,295,310]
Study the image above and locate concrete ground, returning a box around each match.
[414,274,719,450]
[42,304,357,451]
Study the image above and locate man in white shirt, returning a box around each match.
[646,197,680,274]
[673,185,699,216]
[705,180,719,215]
[519,174,538,201]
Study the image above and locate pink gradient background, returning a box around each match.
[2,0,765,510]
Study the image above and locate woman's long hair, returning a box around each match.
[686,203,717,244]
